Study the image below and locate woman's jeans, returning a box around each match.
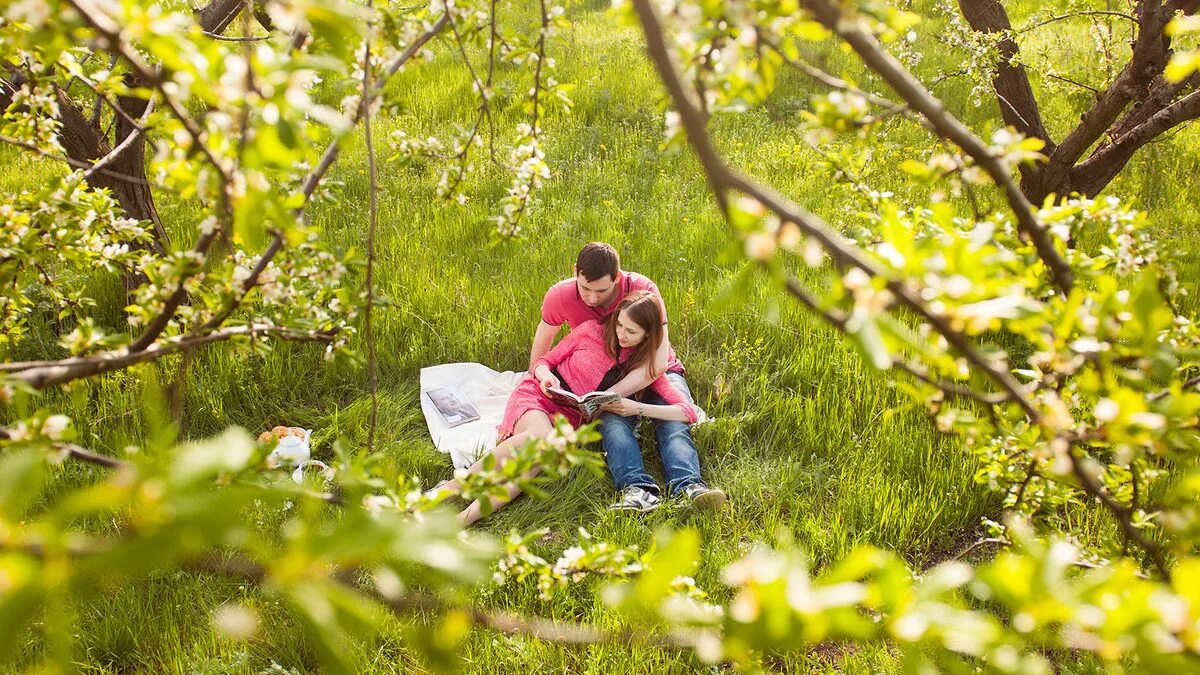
[599,371,702,497]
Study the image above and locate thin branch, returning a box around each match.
[486,0,499,161]
[1011,458,1039,511]
[800,0,1074,296]
[1066,444,1171,580]
[362,2,380,454]
[893,360,1008,406]
[201,31,270,42]
[301,14,448,202]
[443,12,491,195]
[0,429,131,469]
[1042,71,1101,95]
[951,536,1006,561]
[1017,10,1138,34]
[1148,374,1200,402]
[65,0,231,186]
[194,232,285,333]
[83,95,155,181]
[3,324,335,390]
[55,442,130,469]
[783,269,1007,410]
[760,37,905,114]
[0,134,153,186]
[57,66,153,136]
[500,0,550,229]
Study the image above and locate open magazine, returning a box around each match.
[545,386,619,420]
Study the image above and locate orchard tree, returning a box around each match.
[951,0,1200,202]
[3,0,1200,673]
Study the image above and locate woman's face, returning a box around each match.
[615,309,647,349]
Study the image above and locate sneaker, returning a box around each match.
[609,486,661,512]
[683,483,727,511]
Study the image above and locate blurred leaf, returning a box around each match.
[0,446,46,521]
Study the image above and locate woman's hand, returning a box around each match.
[534,364,561,395]
[601,397,642,417]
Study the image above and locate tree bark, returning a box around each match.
[1034,1,1174,200]
[1,0,252,248]
[957,0,1057,200]
[956,0,1052,148]
[955,0,1200,201]
[196,0,249,35]
[1070,88,1200,194]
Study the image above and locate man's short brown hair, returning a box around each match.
[576,242,620,281]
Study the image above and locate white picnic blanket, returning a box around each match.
[419,362,527,469]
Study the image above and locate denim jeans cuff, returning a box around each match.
[633,482,661,497]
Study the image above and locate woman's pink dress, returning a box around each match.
[497,320,697,438]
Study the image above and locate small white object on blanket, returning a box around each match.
[420,362,526,469]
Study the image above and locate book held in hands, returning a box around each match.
[425,385,481,428]
[545,386,619,420]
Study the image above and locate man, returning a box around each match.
[530,242,726,512]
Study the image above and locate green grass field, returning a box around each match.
[4,1,1199,672]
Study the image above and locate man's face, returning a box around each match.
[575,272,619,308]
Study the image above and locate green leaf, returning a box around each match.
[170,428,259,487]
[709,263,756,314]
[0,555,41,661]
[0,446,46,521]
[636,528,699,607]
[848,315,892,370]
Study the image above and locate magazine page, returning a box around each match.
[425,386,481,428]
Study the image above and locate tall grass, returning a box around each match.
[4,1,1199,672]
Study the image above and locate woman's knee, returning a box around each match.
[515,410,554,436]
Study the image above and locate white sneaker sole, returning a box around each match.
[609,501,660,513]
[691,489,727,511]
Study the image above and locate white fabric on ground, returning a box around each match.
[419,362,526,469]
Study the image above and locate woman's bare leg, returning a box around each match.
[459,411,554,525]
[433,429,536,497]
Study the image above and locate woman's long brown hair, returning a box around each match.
[605,290,664,380]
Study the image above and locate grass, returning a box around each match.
[4,1,1200,672]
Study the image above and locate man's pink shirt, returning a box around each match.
[540,270,683,372]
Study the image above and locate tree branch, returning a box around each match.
[957,0,1055,150]
[0,429,131,469]
[1066,445,1171,579]
[82,95,155,181]
[631,0,1042,423]
[362,2,380,454]
[1046,1,1174,178]
[760,38,907,117]
[1017,10,1138,34]
[301,14,448,202]
[1071,87,1200,193]
[802,0,1073,295]
[2,325,334,390]
[0,134,152,186]
[194,232,285,333]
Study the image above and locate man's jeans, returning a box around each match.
[600,371,702,497]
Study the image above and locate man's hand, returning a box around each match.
[601,397,642,417]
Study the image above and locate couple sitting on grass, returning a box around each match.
[435,242,726,525]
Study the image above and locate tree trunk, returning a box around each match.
[956,0,1054,199]
[196,0,249,35]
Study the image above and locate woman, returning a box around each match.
[434,290,698,524]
